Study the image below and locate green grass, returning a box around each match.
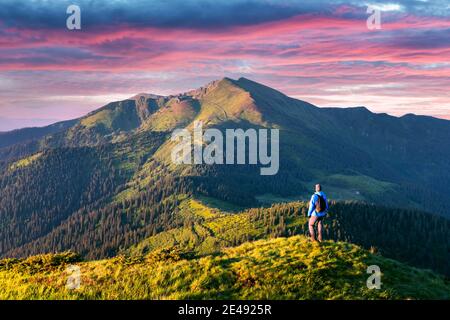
[142,98,198,131]
[255,174,396,205]
[126,197,279,257]
[255,193,307,205]
[180,198,219,219]
[80,109,115,129]
[9,152,43,171]
[124,198,263,256]
[1,236,448,300]
[322,174,395,197]
[196,195,243,213]
[195,78,265,126]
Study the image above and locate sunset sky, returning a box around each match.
[0,0,449,131]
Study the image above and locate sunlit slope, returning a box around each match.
[0,236,448,300]
[125,198,450,277]
[139,97,199,132]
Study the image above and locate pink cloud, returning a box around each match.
[0,10,449,126]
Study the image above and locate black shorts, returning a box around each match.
[309,215,325,224]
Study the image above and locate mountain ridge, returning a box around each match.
[4,77,449,135]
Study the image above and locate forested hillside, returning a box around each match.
[0,131,169,257]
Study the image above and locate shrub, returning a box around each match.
[1,251,82,274]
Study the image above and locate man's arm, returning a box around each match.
[308,195,316,216]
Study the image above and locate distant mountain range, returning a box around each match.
[0,77,449,267]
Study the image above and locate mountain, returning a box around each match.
[133,77,450,214]
[0,119,77,149]
[0,77,449,268]
[0,119,77,161]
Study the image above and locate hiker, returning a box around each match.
[308,184,329,242]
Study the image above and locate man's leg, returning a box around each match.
[317,217,323,242]
[308,216,317,241]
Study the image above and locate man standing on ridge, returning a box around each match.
[308,184,329,242]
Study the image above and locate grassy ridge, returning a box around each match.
[126,198,450,277]
[0,236,448,300]
[126,198,286,256]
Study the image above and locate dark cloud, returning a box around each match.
[0,0,343,30]
[375,28,450,50]
[0,0,306,30]
[1,0,448,31]
[393,28,450,49]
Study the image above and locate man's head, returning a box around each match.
[315,184,322,192]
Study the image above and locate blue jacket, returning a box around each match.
[308,191,328,217]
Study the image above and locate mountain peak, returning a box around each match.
[131,93,164,100]
[230,77,303,105]
[182,77,234,99]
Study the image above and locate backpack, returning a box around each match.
[315,194,327,213]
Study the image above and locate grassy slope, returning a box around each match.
[141,98,199,132]
[8,152,43,171]
[126,198,269,256]
[255,173,394,204]
[0,236,448,300]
